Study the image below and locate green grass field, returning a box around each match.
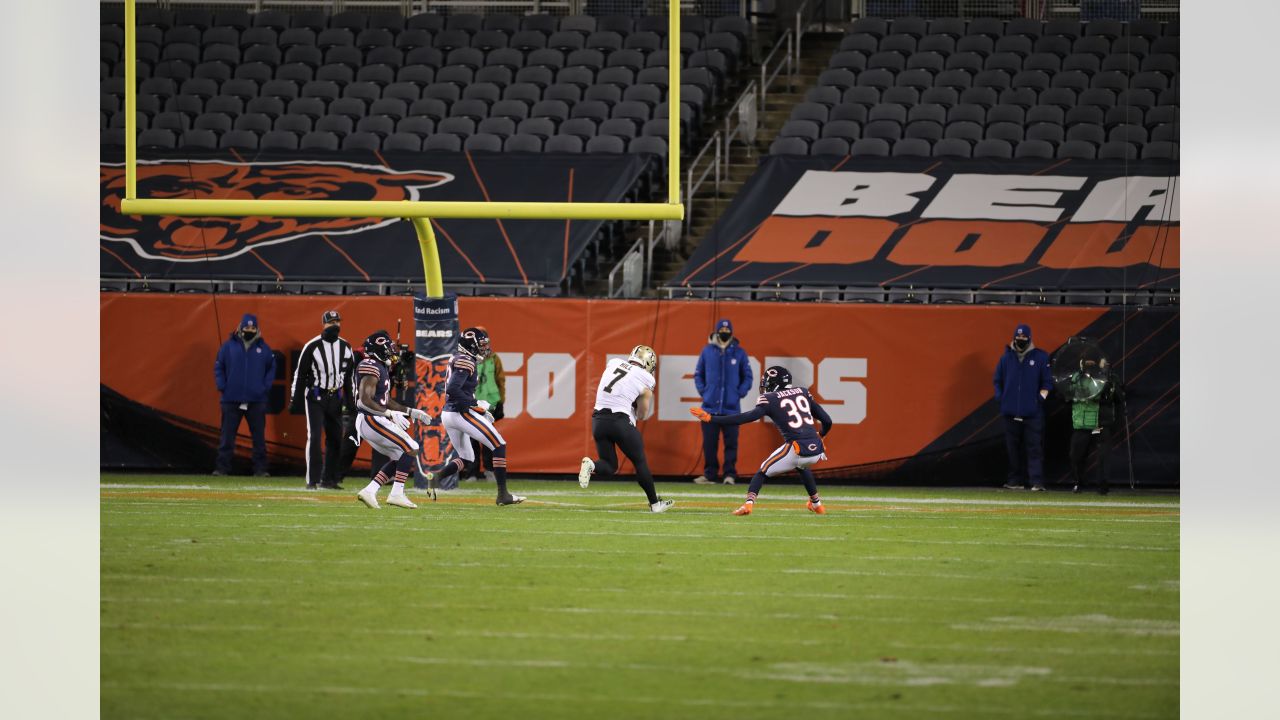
[101,475,1179,719]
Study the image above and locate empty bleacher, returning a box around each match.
[100,7,756,157]
[771,16,1178,160]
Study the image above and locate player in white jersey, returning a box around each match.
[577,345,674,512]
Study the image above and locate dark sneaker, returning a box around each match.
[320,483,344,490]
[305,484,319,491]
[1098,486,1110,496]
[254,471,271,477]
[496,493,526,506]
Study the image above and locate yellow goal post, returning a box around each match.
[118,0,685,296]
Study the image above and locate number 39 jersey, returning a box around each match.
[593,357,655,422]
[755,386,829,454]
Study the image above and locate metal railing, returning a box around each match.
[606,234,646,298]
[656,284,1180,306]
[758,27,793,115]
[684,130,721,232]
[721,80,757,178]
[602,219,672,297]
[100,277,544,296]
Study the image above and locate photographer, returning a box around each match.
[1067,354,1124,495]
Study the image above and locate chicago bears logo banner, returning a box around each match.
[676,156,1180,291]
[100,151,648,287]
[412,293,459,489]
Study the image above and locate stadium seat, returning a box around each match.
[1015,139,1054,158]
[892,138,931,157]
[810,137,850,156]
[932,138,972,157]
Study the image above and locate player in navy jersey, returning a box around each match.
[691,366,833,515]
[353,331,431,510]
[424,327,525,506]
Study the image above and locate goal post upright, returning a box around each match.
[118,0,684,297]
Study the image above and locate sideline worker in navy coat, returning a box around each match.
[693,319,753,485]
[214,313,276,476]
[993,323,1053,491]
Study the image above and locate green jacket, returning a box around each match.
[1069,372,1120,430]
[475,354,505,406]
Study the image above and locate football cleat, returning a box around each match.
[732,502,753,516]
[1030,484,1046,492]
[496,493,526,506]
[578,457,594,489]
[356,487,380,509]
[807,501,826,515]
[1002,482,1024,490]
[386,492,417,509]
[650,499,674,513]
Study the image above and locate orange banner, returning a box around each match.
[101,295,1105,476]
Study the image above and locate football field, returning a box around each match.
[101,475,1179,719]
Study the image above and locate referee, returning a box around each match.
[290,310,355,490]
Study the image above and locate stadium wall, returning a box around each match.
[101,294,1178,485]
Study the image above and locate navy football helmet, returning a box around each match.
[458,327,491,359]
[761,365,792,393]
[363,330,395,365]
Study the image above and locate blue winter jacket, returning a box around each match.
[993,342,1053,418]
[694,336,753,415]
[215,315,276,404]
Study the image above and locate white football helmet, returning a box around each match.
[628,344,658,374]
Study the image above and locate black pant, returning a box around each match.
[591,410,659,504]
[304,392,345,487]
[1003,414,1044,487]
[1069,427,1110,490]
[700,421,739,478]
[216,401,267,474]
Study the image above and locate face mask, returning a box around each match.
[1014,338,1028,350]
[717,331,732,342]
[322,326,340,342]
[241,329,257,341]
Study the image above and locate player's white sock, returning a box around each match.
[391,481,405,494]
[363,480,381,494]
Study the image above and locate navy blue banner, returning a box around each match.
[411,293,459,488]
[677,156,1179,291]
[100,150,649,287]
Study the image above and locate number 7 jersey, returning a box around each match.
[593,357,655,423]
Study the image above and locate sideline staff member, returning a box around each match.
[291,309,355,490]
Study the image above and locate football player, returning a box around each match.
[425,327,525,506]
[691,366,832,515]
[353,331,430,510]
[578,345,673,512]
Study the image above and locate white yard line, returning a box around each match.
[889,641,1177,658]
[102,483,1179,510]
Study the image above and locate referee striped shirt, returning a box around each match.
[291,335,355,405]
